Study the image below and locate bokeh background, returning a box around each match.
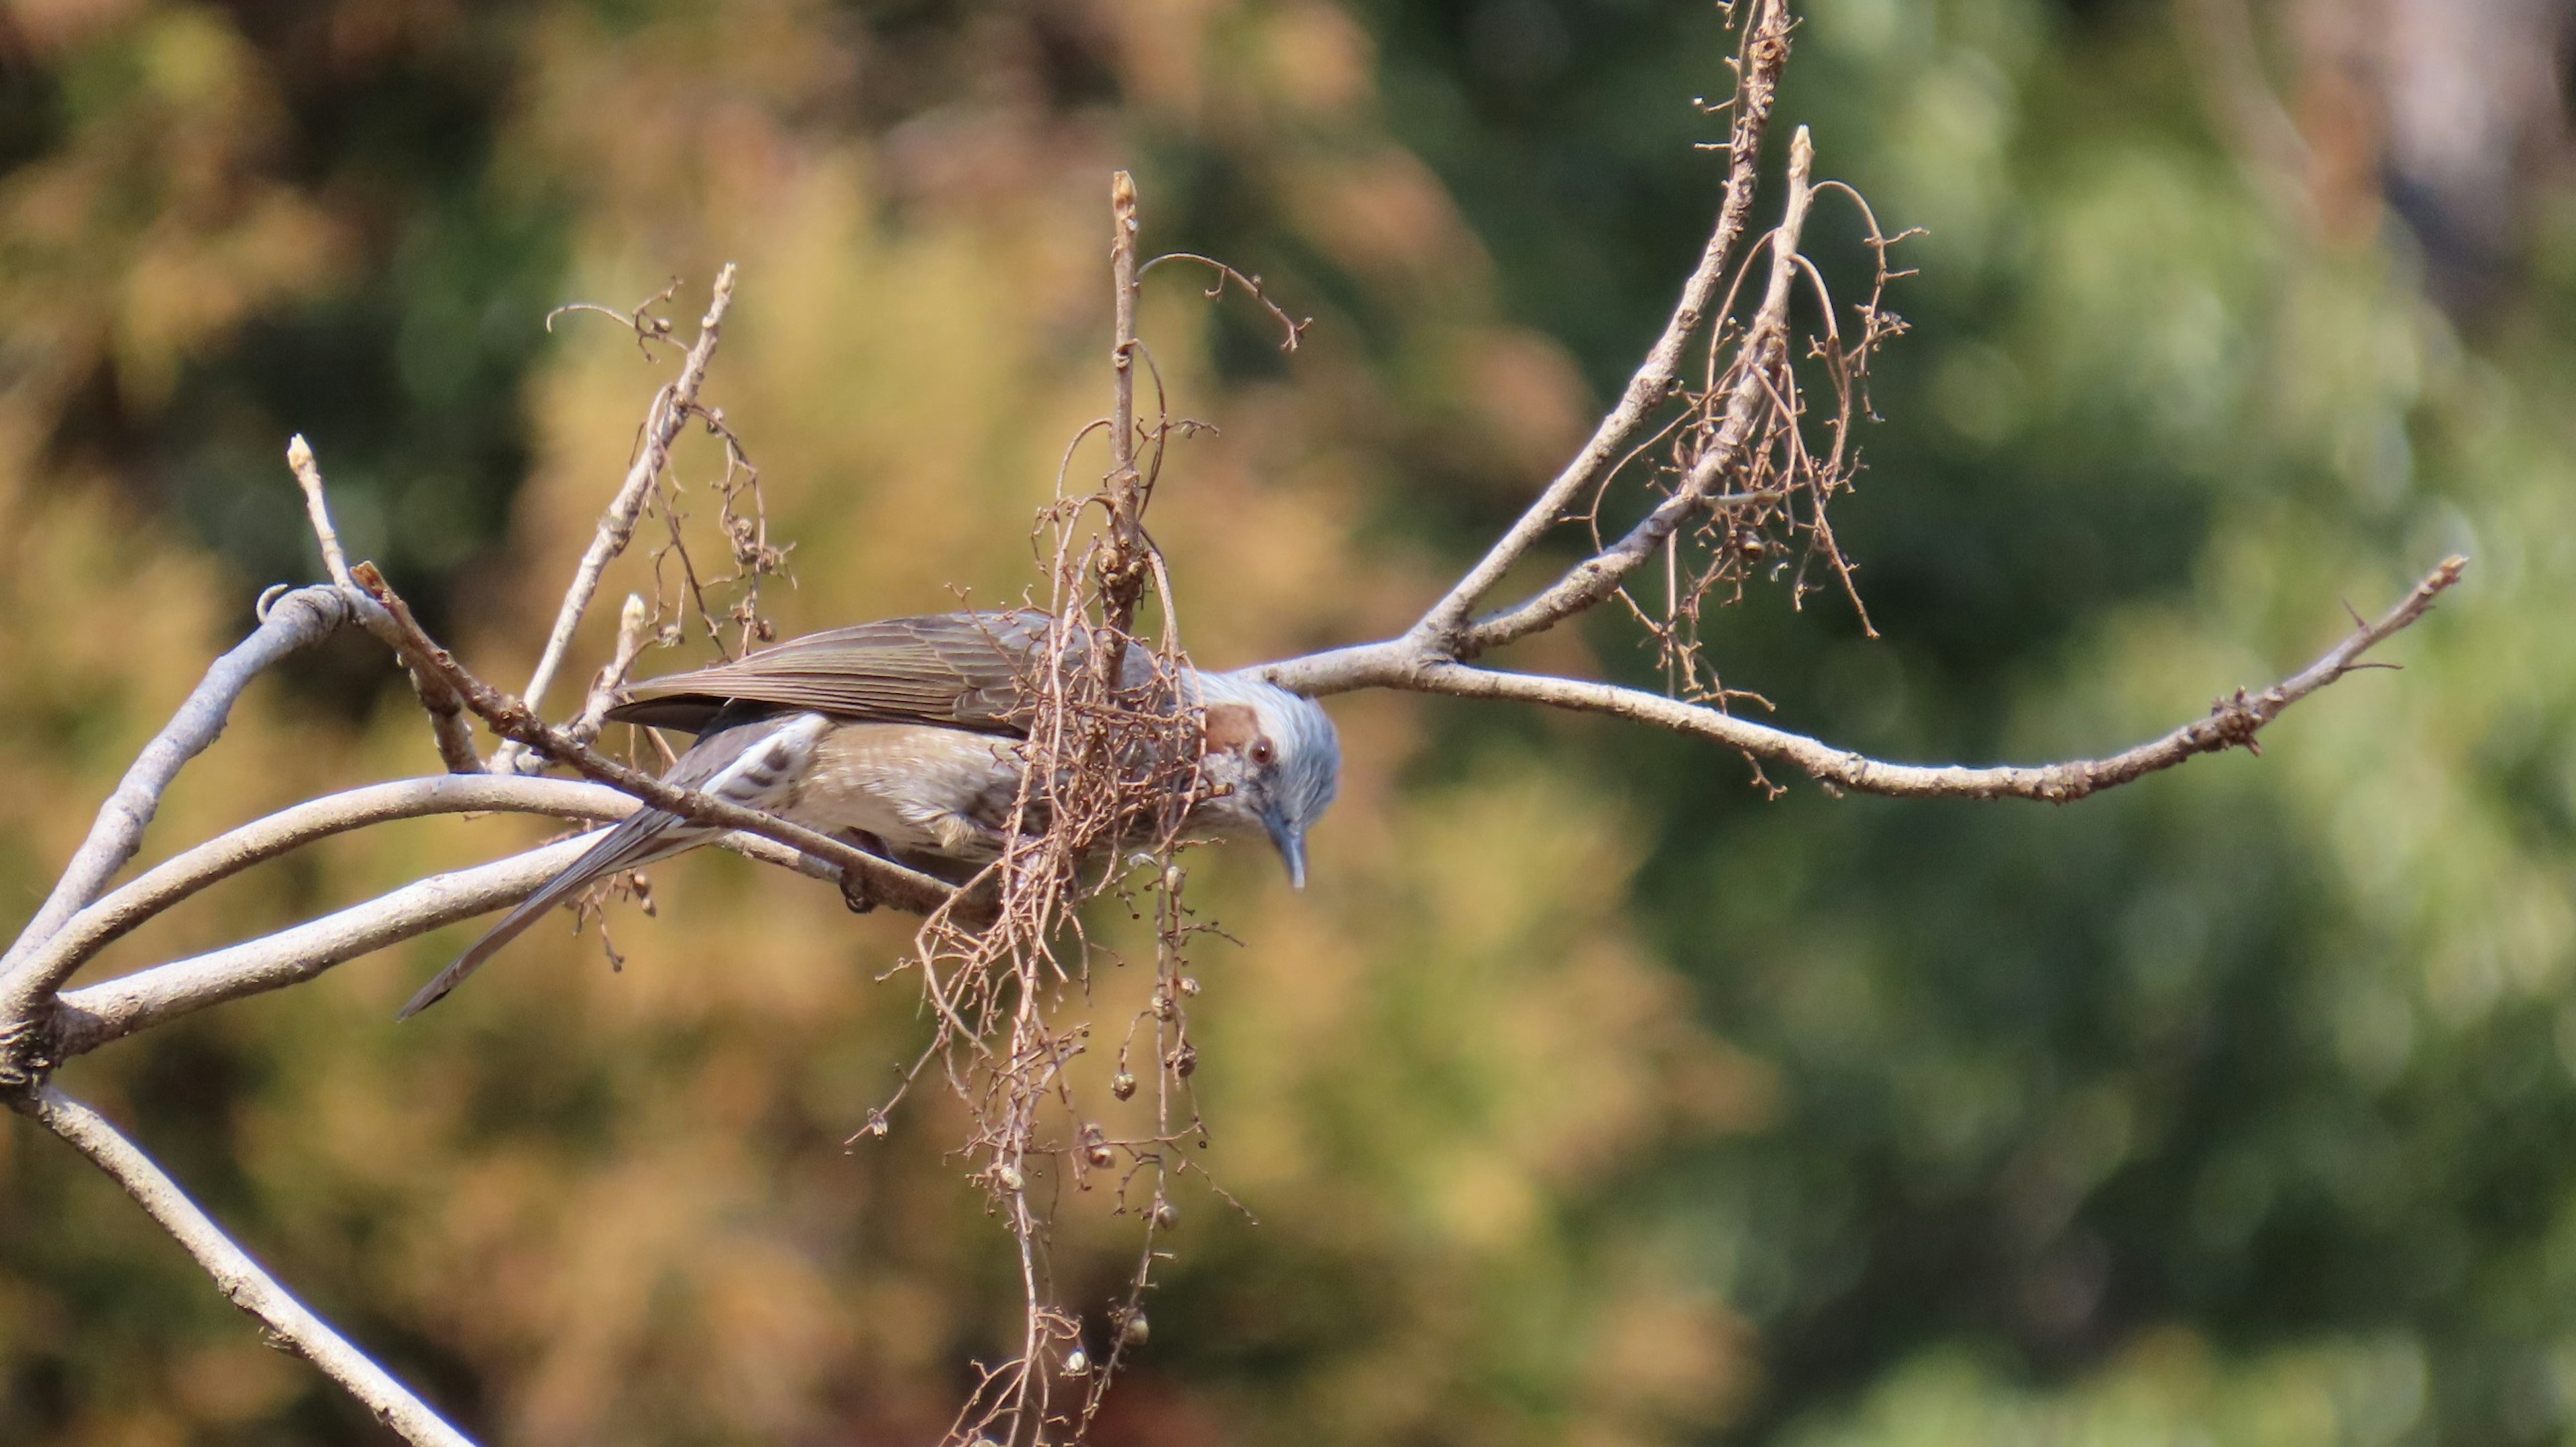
[1,0,2571,1442]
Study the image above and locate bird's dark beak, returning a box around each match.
[1264,812,1307,891]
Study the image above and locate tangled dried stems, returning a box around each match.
[0,3,2467,1444]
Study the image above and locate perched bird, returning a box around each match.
[398,611,1338,1019]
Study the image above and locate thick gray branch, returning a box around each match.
[0,586,361,994]
[11,1086,478,1447]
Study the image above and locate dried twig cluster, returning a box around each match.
[0,3,2466,1445]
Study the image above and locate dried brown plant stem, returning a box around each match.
[352,561,965,918]
[494,264,737,774]
[11,1086,478,1447]
[1099,170,1147,638]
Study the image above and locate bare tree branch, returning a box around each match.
[9,1085,478,1447]
[51,821,828,1057]
[1464,123,1819,655]
[494,263,738,774]
[1099,170,1149,646]
[10,775,657,1011]
[288,437,483,773]
[1415,0,1792,644]
[0,586,365,998]
[1268,556,2467,799]
[568,592,655,746]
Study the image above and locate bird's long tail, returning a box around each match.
[394,807,706,1020]
[397,711,833,1020]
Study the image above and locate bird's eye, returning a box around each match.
[1249,737,1275,766]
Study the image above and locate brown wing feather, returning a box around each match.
[606,611,1088,737]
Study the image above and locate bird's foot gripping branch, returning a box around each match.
[0,3,2467,1444]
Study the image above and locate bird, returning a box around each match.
[397,610,1339,1020]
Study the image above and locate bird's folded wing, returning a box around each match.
[605,611,1091,735]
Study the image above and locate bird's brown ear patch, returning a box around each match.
[1203,702,1260,754]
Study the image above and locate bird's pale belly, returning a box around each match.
[782,722,1028,860]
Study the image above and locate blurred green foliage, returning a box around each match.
[1,0,2570,1444]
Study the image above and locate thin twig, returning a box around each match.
[568,592,655,746]
[1263,557,2467,800]
[1466,123,1819,654]
[10,1086,478,1447]
[286,435,353,590]
[494,264,738,773]
[1414,0,1791,643]
[1100,172,1148,639]
[1134,252,1311,351]
[288,438,483,772]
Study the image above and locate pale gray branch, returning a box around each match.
[496,264,738,773]
[286,435,354,590]
[11,1085,478,1447]
[568,592,654,747]
[1464,123,1819,655]
[0,586,362,1002]
[1265,557,2467,800]
[11,775,651,1010]
[52,824,827,1056]
[1416,0,1792,643]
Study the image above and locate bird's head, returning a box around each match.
[1191,671,1340,889]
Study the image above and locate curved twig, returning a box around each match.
[354,562,966,918]
[1263,556,2467,800]
[496,264,738,773]
[1415,0,1793,643]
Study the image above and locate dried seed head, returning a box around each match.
[1169,1042,1197,1078]
[1150,1197,1179,1230]
[1111,1071,1137,1100]
[1120,1310,1150,1346]
[1064,1348,1091,1375]
[992,1162,1024,1193]
[1177,975,1201,997]
[1152,990,1176,1021]
[1163,863,1184,894]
